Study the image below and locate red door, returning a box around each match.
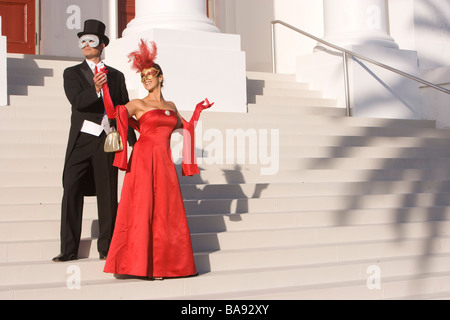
[118,0,135,38]
[0,0,35,54]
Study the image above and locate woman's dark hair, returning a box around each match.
[153,63,164,87]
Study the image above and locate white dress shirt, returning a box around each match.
[80,60,112,136]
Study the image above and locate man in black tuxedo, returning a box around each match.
[53,20,135,262]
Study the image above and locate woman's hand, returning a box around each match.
[196,98,214,110]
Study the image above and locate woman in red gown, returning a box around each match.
[103,40,212,279]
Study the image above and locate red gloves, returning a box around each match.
[189,98,214,126]
[182,98,214,176]
[95,66,116,119]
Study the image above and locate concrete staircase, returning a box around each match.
[2,54,450,299]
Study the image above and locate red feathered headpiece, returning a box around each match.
[128,39,158,73]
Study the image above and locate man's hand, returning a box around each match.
[93,71,107,93]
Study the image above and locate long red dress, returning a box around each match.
[103,108,197,278]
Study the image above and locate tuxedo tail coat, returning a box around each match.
[62,61,135,195]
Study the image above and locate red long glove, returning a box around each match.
[189,98,214,126]
[113,105,129,171]
[113,105,140,171]
[95,66,116,119]
[182,98,214,176]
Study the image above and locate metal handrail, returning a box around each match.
[271,20,450,116]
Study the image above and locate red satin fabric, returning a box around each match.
[95,66,116,119]
[113,105,200,176]
[104,109,197,278]
[112,105,135,171]
[181,119,199,176]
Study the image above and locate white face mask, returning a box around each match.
[78,34,100,49]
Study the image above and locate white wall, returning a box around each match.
[214,0,323,73]
[388,0,450,71]
[272,0,323,74]
[214,0,275,72]
[388,0,450,127]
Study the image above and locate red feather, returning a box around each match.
[128,39,158,73]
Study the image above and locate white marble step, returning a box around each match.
[4,166,450,188]
[2,254,450,299]
[1,156,450,175]
[4,137,450,160]
[2,202,450,243]
[3,180,450,206]
[172,272,450,300]
[3,128,450,150]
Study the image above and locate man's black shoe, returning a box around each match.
[52,253,78,262]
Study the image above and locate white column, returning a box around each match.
[123,0,219,36]
[0,16,7,106]
[107,0,118,40]
[105,0,246,114]
[296,0,424,120]
[321,0,398,49]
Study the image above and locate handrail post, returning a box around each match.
[271,22,276,73]
[342,52,351,117]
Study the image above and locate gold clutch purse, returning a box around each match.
[104,130,123,153]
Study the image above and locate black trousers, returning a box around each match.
[60,131,118,256]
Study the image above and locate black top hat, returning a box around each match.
[77,19,110,47]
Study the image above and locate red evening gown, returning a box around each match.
[103,108,197,278]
